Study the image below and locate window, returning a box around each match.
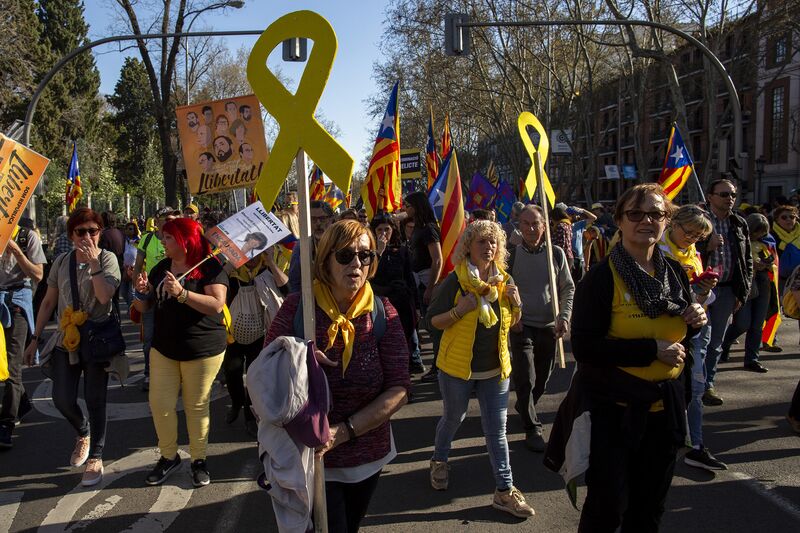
[768,34,790,67]
[775,36,788,64]
[770,86,786,162]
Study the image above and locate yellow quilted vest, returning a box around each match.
[437,282,513,381]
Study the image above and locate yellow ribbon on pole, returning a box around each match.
[517,111,556,208]
[247,11,354,211]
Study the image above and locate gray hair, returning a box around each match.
[511,202,525,215]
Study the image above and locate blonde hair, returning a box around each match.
[452,220,508,269]
[670,204,712,238]
[314,220,378,287]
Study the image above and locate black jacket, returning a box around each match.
[696,211,753,303]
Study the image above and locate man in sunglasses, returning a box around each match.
[697,179,753,406]
[288,200,334,293]
[0,224,47,448]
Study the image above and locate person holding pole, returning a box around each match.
[565,184,706,532]
[426,220,535,519]
[264,220,410,533]
[508,205,574,452]
[133,217,229,488]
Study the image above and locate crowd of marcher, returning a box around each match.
[2,179,800,532]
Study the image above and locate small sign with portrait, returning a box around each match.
[205,201,291,268]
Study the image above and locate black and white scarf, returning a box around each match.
[610,243,689,319]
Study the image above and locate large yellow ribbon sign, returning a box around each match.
[517,111,556,208]
[247,11,354,210]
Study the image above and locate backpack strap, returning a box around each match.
[293,294,386,343]
[68,251,80,311]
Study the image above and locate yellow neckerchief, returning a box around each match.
[230,255,267,283]
[312,279,374,375]
[661,231,703,278]
[455,259,508,328]
[771,221,800,251]
[59,306,88,352]
[555,218,572,227]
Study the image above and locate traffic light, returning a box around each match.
[444,13,471,56]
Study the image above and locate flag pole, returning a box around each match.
[534,151,565,369]
[295,148,328,533]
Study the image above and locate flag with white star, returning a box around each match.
[657,123,695,200]
[362,81,402,218]
[427,150,465,276]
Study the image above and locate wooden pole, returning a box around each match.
[295,148,327,533]
[534,151,566,369]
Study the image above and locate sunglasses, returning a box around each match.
[74,227,100,237]
[334,248,376,266]
[712,191,737,199]
[625,210,667,222]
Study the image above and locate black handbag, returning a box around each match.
[69,251,126,363]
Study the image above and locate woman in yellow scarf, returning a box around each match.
[263,220,410,532]
[425,220,534,519]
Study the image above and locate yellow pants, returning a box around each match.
[149,348,225,461]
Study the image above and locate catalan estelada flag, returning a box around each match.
[658,124,694,200]
[426,107,439,191]
[362,81,402,219]
[66,142,82,213]
[440,113,452,163]
[759,236,782,346]
[325,182,346,211]
[309,165,326,202]
[428,149,465,276]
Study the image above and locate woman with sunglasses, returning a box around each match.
[659,205,729,471]
[264,220,410,533]
[132,217,228,488]
[426,220,535,519]
[554,184,706,532]
[369,214,423,374]
[24,208,121,487]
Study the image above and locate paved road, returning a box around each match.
[1,313,799,532]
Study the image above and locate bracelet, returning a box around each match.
[90,270,103,277]
[134,290,152,301]
[344,418,357,440]
[450,308,462,321]
[177,288,189,304]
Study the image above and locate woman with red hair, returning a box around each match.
[132,217,228,488]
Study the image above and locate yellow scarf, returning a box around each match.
[312,279,374,375]
[661,232,703,278]
[59,306,88,352]
[772,222,800,252]
[455,260,508,328]
[230,255,266,283]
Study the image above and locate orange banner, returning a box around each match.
[0,134,49,254]
[176,94,270,195]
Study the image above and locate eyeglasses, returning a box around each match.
[334,248,376,266]
[625,210,667,222]
[712,191,737,199]
[74,227,100,237]
[677,223,704,241]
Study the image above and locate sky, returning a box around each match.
[83,0,392,169]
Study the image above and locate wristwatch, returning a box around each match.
[344,418,357,440]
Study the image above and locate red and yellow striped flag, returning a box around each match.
[361,82,402,219]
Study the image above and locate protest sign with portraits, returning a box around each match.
[176,94,269,195]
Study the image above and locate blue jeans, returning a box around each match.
[142,308,155,377]
[688,325,710,447]
[705,286,738,389]
[119,278,134,309]
[433,370,513,491]
[722,274,771,364]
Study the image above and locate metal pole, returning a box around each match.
[534,151,565,369]
[457,18,744,173]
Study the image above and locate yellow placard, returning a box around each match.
[177,94,270,195]
[247,10,353,210]
[0,134,50,254]
[517,112,556,207]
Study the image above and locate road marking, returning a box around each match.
[39,449,192,533]
[65,495,122,532]
[729,471,800,521]
[32,376,227,421]
[0,491,24,532]
[213,458,260,530]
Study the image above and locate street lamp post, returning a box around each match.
[756,156,766,205]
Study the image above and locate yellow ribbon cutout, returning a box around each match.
[517,111,556,208]
[59,306,88,352]
[247,11,354,210]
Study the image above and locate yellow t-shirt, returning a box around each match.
[608,262,687,411]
